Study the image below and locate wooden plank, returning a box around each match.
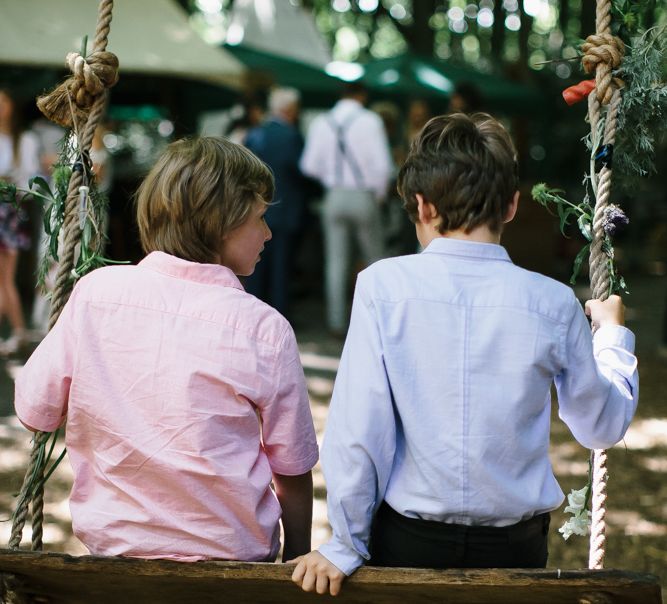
[0,549,662,604]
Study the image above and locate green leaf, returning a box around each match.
[577,214,592,242]
[29,176,54,200]
[570,243,591,285]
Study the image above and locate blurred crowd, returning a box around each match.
[0,78,665,353]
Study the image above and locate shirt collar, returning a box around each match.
[138,251,244,289]
[333,98,363,115]
[422,237,512,263]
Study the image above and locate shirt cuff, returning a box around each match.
[14,393,64,433]
[318,538,365,576]
[593,324,635,354]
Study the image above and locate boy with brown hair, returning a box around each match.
[292,113,638,595]
[15,137,318,562]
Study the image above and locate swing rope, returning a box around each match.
[7,0,117,552]
[581,0,625,571]
[4,0,627,578]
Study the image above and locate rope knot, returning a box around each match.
[66,51,119,109]
[36,50,119,128]
[581,34,625,105]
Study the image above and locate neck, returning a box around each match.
[444,224,501,244]
[420,223,501,247]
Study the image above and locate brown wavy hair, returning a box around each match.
[397,112,518,234]
[135,137,274,263]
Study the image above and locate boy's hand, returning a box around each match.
[585,295,625,329]
[290,551,346,596]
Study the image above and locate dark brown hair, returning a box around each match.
[397,112,518,234]
[135,136,274,263]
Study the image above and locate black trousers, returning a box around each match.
[369,501,550,569]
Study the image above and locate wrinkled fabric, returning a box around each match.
[15,251,319,561]
[318,238,638,575]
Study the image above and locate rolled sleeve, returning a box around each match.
[556,296,638,449]
[319,536,366,576]
[15,287,79,432]
[259,324,319,476]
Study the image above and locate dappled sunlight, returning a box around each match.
[640,456,667,472]
[306,375,335,400]
[607,511,667,537]
[299,351,340,373]
[620,419,667,449]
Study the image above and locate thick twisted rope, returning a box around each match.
[581,1,625,105]
[584,0,624,571]
[8,0,116,553]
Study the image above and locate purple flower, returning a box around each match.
[602,204,629,236]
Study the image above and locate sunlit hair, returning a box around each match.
[397,112,519,234]
[135,136,274,263]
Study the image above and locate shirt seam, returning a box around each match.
[78,298,284,350]
[461,305,470,523]
[373,297,571,326]
[137,265,242,291]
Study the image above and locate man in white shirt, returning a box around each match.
[291,113,638,595]
[300,82,392,335]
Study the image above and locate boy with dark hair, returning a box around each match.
[292,113,638,595]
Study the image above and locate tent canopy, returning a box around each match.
[361,53,543,112]
[224,45,345,107]
[225,0,331,69]
[0,0,245,89]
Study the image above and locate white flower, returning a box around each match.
[559,510,592,540]
[563,486,589,515]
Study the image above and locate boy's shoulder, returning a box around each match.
[358,252,578,319]
[74,262,137,292]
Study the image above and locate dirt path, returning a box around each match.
[1,273,665,596]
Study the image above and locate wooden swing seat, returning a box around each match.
[0,549,661,604]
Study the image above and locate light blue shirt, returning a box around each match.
[318,238,638,575]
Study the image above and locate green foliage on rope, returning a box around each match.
[0,132,126,292]
[2,135,128,532]
[615,24,667,185]
[533,3,664,294]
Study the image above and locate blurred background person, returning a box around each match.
[404,98,432,148]
[371,100,416,257]
[448,82,484,113]
[0,88,40,354]
[300,82,392,337]
[244,87,309,320]
[224,91,267,146]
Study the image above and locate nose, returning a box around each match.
[264,222,272,241]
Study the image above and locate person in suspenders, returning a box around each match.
[300,82,393,337]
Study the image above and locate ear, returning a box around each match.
[503,190,519,224]
[416,193,438,225]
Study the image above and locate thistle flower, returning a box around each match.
[602,204,629,236]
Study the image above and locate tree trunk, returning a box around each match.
[559,0,570,36]
[491,0,506,59]
[401,0,438,56]
[580,0,596,38]
[519,11,534,67]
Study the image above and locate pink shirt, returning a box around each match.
[15,252,319,561]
